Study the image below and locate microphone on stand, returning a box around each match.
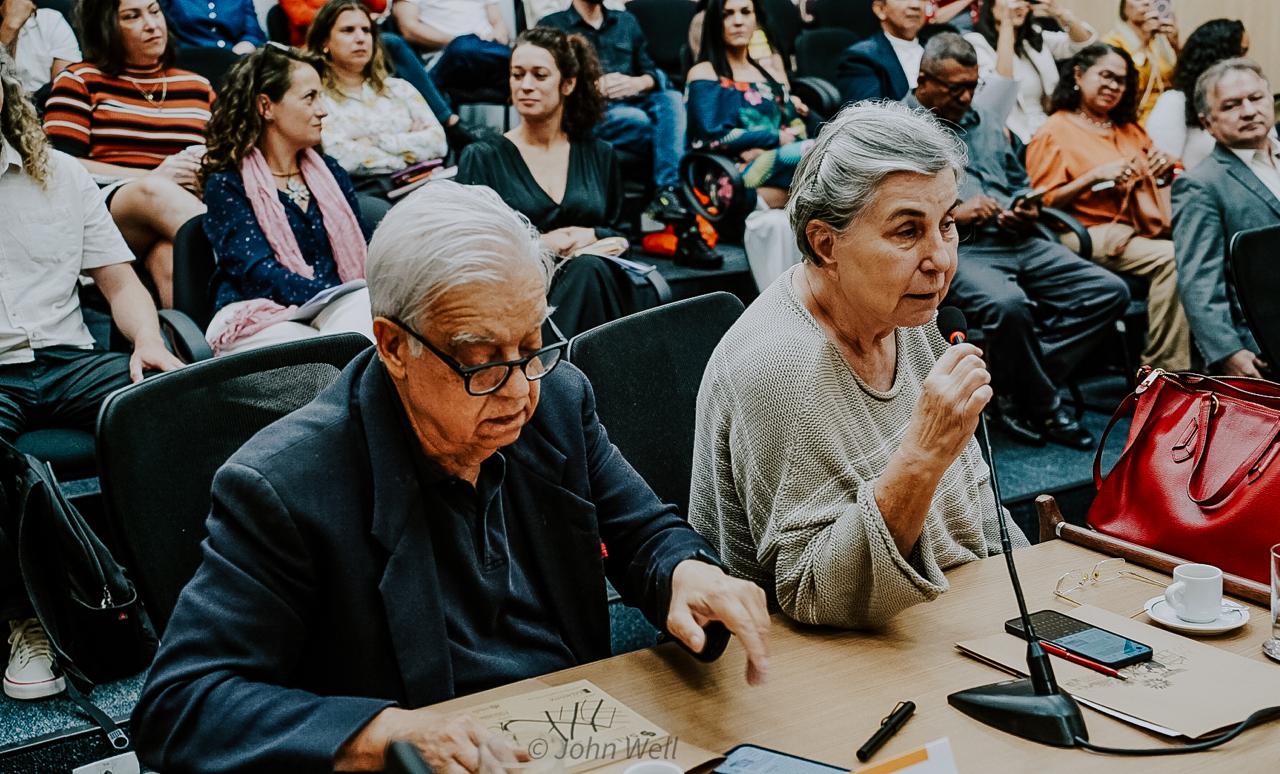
[936,308,1089,747]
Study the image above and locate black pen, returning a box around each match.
[856,700,916,762]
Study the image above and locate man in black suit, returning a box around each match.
[836,0,925,104]
[132,181,770,774]
[1173,58,1279,378]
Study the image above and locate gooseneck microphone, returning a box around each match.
[937,308,1088,747]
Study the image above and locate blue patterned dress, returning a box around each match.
[686,76,812,190]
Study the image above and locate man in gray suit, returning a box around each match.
[1173,58,1279,377]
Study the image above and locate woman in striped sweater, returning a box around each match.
[43,0,211,307]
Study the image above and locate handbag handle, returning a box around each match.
[1184,394,1280,507]
[1093,390,1140,490]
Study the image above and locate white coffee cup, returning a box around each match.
[1164,563,1223,623]
[623,763,682,774]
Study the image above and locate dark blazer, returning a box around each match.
[1172,142,1279,367]
[836,31,911,106]
[132,349,712,774]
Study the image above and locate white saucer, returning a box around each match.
[1144,596,1250,634]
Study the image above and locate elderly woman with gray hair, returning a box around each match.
[689,100,1027,630]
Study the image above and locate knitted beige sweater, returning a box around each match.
[689,266,1027,629]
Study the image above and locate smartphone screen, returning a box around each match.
[715,745,844,774]
[1054,628,1150,665]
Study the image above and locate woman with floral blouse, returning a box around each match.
[307,0,445,196]
[686,0,811,209]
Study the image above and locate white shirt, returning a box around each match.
[14,8,81,94]
[885,31,923,89]
[0,145,133,365]
[409,0,494,41]
[1231,137,1280,205]
[320,78,447,176]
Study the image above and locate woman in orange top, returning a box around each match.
[1026,43,1189,372]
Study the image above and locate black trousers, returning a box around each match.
[945,236,1130,415]
[0,347,131,620]
[548,255,629,339]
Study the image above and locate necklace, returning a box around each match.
[282,175,310,207]
[122,74,167,107]
[1076,110,1113,131]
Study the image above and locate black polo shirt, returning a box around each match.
[404,415,576,696]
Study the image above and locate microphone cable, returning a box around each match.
[1072,705,1280,755]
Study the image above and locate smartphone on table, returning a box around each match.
[1005,610,1153,668]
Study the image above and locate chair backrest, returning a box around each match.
[95,333,372,634]
[566,292,745,515]
[1229,224,1280,366]
[759,0,803,60]
[794,27,859,83]
[626,0,698,87]
[172,214,216,329]
[266,4,290,43]
[814,0,880,39]
[174,46,241,92]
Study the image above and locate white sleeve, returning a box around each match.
[41,9,82,61]
[62,154,134,271]
[1146,90,1189,160]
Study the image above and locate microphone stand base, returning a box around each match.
[948,679,1089,747]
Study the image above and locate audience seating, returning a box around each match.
[14,429,96,483]
[679,151,755,242]
[94,332,372,634]
[162,215,217,363]
[174,46,242,92]
[1229,224,1280,367]
[566,291,745,515]
[760,0,803,64]
[812,0,880,39]
[626,0,698,90]
[265,4,290,44]
[794,27,858,89]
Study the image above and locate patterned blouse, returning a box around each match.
[686,76,806,155]
[203,153,371,313]
[319,77,447,177]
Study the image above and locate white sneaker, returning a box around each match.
[5,618,65,700]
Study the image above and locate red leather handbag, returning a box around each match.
[1087,367,1280,585]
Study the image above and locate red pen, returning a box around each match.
[1038,640,1127,680]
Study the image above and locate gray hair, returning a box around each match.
[787,101,968,264]
[922,32,978,71]
[1194,57,1269,119]
[366,180,554,335]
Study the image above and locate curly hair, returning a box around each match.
[1049,44,1140,127]
[1172,19,1247,126]
[200,44,325,187]
[76,0,176,76]
[512,27,604,141]
[305,0,391,97]
[0,50,50,186]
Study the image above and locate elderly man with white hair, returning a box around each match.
[132,181,770,774]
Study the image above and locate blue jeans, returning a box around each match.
[380,32,454,122]
[429,34,511,99]
[596,87,686,189]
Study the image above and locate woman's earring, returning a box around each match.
[1073,82,1080,92]
[323,48,329,55]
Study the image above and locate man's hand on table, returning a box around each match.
[668,559,771,686]
[336,707,522,773]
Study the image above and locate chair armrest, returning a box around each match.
[790,76,841,120]
[1037,207,1092,259]
[158,309,214,363]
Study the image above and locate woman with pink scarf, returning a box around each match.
[200,44,373,355]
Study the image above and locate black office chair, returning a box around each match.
[174,46,241,91]
[760,0,803,63]
[813,0,880,39]
[566,292,745,514]
[266,4,291,44]
[627,0,698,89]
[95,332,372,634]
[1230,223,1280,366]
[385,741,434,774]
[794,27,858,85]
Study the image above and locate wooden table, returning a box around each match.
[438,541,1280,772]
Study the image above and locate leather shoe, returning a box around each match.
[1041,407,1095,450]
[991,411,1046,446]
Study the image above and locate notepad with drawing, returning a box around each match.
[956,605,1280,739]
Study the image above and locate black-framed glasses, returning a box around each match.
[920,71,980,98]
[389,317,568,396]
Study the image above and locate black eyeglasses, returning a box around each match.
[920,71,980,98]
[389,317,568,396]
